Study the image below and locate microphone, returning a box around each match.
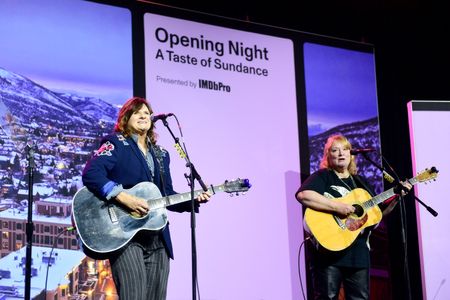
[350,148,376,155]
[151,113,174,123]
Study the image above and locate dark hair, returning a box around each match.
[114,97,157,144]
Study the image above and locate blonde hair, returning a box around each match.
[319,134,357,175]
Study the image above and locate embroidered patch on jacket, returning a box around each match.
[94,141,114,156]
[117,134,129,145]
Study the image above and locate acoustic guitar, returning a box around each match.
[72,179,251,258]
[304,167,438,251]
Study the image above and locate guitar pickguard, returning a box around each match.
[345,214,368,231]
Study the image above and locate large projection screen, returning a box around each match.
[144,13,302,300]
[407,100,449,300]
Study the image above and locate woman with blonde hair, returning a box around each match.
[296,134,409,300]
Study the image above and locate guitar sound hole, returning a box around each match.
[352,204,364,217]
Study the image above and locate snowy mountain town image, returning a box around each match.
[1,67,119,299]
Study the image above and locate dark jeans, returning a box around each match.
[311,264,369,300]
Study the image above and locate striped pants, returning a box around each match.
[109,234,170,300]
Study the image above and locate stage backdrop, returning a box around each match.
[0,0,132,298]
[0,0,385,299]
[144,13,301,299]
[303,43,382,193]
[302,41,394,298]
[407,100,449,300]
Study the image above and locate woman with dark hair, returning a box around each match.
[295,134,410,300]
[82,96,210,300]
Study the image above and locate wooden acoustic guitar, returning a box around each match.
[304,167,438,251]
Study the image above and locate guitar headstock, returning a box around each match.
[223,178,252,195]
[416,166,439,183]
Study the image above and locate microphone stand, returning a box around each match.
[358,152,438,216]
[24,143,36,300]
[357,152,412,299]
[358,152,435,300]
[381,157,438,217]
[374,153,412,300]
[380,157,439,300]
[159,117,208,300]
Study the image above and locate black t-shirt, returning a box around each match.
[298,168,375,268]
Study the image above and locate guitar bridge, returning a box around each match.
[108,205,119,224]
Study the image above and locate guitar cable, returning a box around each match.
[381,155,412,300]
[398,191,412,300]
[44,226,76,296]
[297,236,311,300]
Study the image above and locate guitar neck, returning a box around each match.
[148,184,221,209]
[364,188,396,208]
[363,176,420,209]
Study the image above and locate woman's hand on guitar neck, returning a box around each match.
[115,191,149,217]
[197,191,211,203]
[394,181,413,197]
[400,181,412,196]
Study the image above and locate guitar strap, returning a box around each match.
[151,143,167,196]
[352,175,375,197]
